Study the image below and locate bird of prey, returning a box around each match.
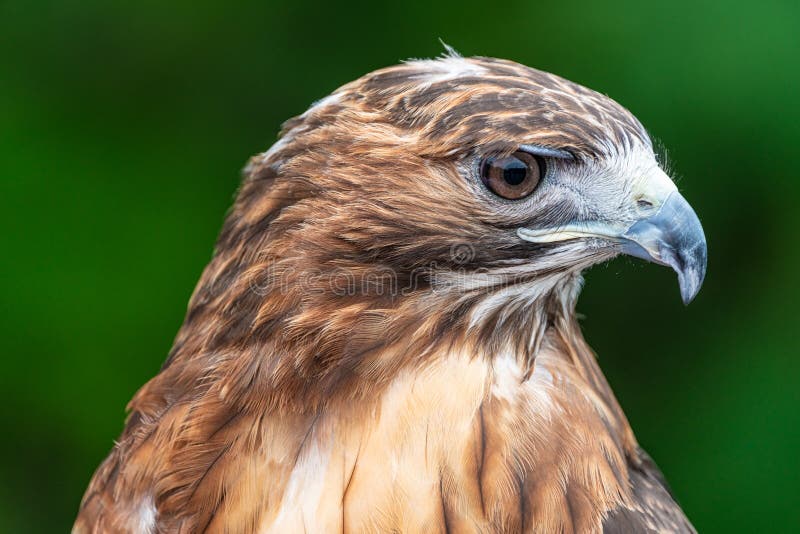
[75,52,706,533]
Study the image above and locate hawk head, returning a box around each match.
[190,53,706,406]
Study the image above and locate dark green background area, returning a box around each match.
[1,0,798,531]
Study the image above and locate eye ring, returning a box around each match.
[479,151,545,200]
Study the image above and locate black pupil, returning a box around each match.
[502,159,528,186]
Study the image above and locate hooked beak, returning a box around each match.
[619,191,707,304]
[517,170,707,304]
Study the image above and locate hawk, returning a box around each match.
[75,52,706,533]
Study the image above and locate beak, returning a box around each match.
[619,191,707,304]
[517,170,707,304]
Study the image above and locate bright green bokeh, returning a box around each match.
[1,1,798,532]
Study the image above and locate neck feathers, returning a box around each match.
[170,235,596,413]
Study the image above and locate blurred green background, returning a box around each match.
[1,0,798,531]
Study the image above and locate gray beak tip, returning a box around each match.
[677,263,705,305]
[667,224,707,305]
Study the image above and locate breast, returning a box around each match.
[257,340,648,533]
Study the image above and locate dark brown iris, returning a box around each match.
[480,151,543,200]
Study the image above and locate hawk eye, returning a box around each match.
[480,151,543,200]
